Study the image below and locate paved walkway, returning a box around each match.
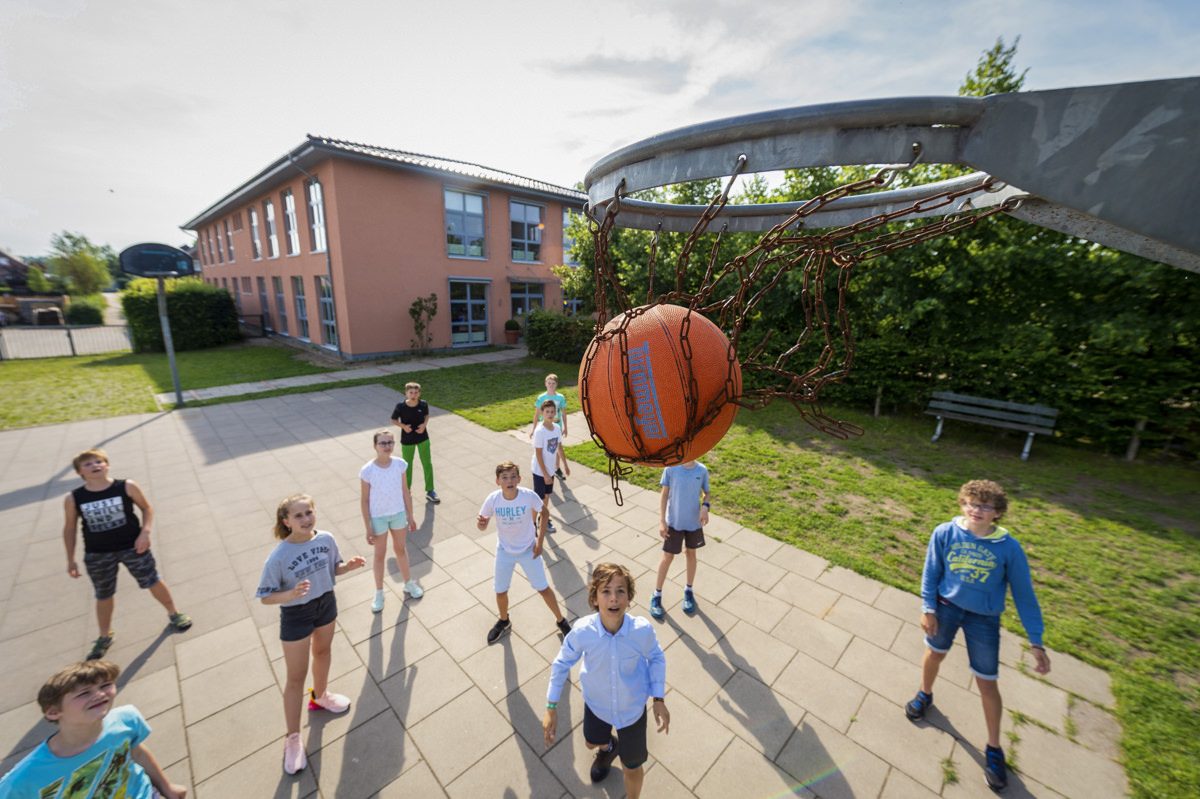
[0,385,1126,798]
[154,346,530,405]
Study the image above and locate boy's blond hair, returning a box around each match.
[495,461,520,478]
[72,449,108,474]
[404,382,421,392]
[38,660,120,716]
[274,493,315,540]
[958,479,1009,519]
[588,563,635,609]
[545,373,558,383]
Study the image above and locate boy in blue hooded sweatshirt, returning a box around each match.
[904,480,1051,792]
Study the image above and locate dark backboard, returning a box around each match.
[118,243,195,277]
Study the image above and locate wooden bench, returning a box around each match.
[925,391,1058,460]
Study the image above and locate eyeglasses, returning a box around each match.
[377,441,395,447]
[964,502,996,513]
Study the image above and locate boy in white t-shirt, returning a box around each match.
[477,461,572,645]
[530,401,570,533]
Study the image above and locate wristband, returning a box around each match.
[702,502,710,508]
[652,697,664,703]
[546,702,557,709]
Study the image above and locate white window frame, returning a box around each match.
[224,219,235,262]
[315,275,338,349]
[282,189,300,255]
[249,207,263,260]
[510,200,543,262]
[264,199,279,258]
[273,276,289,335]
[307,179,327,253]
[292,276,310,340]
[445,188,486,259]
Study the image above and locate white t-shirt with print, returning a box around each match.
[479,487,544,554]
[531,422,562,478]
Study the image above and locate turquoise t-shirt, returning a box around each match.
[535,391,567,417]
[0,705,154,798]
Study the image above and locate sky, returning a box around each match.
[0,0,1196,258]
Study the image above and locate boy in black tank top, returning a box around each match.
[64,449,192,660]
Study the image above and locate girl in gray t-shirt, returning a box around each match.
[255,493,365,775]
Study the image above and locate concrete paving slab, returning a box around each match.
[0,381,1128,797]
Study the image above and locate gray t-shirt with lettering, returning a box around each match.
[255,531,341,607]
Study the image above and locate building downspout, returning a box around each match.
[287,154,344,360]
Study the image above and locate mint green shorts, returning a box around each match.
[370,511,409,533]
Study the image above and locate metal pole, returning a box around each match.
[157,276,185,407]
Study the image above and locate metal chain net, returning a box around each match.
[582,156,1022,503]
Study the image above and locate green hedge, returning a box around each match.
[524,309,594,363]
[65,294,105,325]
[121,278,239,352]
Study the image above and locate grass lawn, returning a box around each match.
[0,344,333,430]
[566,403,1199,799]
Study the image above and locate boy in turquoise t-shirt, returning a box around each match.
[904,479,1051,792]
[529,374,568,478]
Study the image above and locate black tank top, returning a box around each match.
[72,479,142,552]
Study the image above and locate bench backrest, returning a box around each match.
[927,391,1058,432]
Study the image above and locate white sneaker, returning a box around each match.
[371,590,385,613]
[404,580,424,599]
[283,732,306,774]
[308,690,351,714]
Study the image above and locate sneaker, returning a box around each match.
[487,618,511,645]
[905,689,934,720]
[984,745,1008,791]
[557,617,572,637]
[649,595,665,620]
[308,689,351,714]
[590,736,620,783]
[168,612,192,631]
[371,590,386,613]
[426,490,441,504]
[404,580,424,599]
[682,589,697,615]
[87,634,114,660]
[556,467,566,481]
[283,732,306,774]
[546,519,556,533]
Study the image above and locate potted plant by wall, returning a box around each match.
[504,317,521,345]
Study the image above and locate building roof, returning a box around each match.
[182,135,587,230]
[0,249,30,277]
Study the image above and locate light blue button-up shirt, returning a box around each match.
[547,612,666,729]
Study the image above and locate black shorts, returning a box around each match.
[84,548,160,600]
[662,526,705,555]
[279,591,338,642]
[533,473,554,499]
[583,705,648,770]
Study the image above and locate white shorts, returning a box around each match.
[494,543,549,593]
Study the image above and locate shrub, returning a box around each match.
[524,309,594,363]
[65,294,105,325]
[121,278,239,352]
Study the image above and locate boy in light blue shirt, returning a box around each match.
[904,479,1051,792]
[650,461,710,619]
[543,563,668,798]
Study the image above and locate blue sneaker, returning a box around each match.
[984,745,1008,791]
[682,589,696,614]
[905,689,933,720]
[649,594,664,619]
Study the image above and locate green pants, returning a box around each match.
[401,439,434,492]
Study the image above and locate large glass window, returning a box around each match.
[257,276,272,331]
[449,280,488,346]
[282,189,300,255]
[273,276,288,335]
[445,189,485,258]
[212,227,223,264]
[315,276,338,348]
[249,207,263,259]
[510,281,544,320]
[307,179,327,252]
[224,219,235,261]
[292,276,309,339]
[510,200,542,261]
[263,199,279,258]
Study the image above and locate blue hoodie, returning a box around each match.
[920,517,1045,647]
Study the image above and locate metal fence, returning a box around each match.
[0,325,132,360]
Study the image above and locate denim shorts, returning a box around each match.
[279,591,338,642]
[925,598,1001,680]
[493,543,549,593]
[370,511,409,534]
[583,705,648,770]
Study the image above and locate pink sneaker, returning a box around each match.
[308,689,351,713]
[283,732,306,774]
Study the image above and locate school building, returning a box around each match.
[182,136,586,360]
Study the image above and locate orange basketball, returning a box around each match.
[579,304,741,465]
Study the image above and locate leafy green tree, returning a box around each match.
[26,266,52,293]
[47,231,112,295]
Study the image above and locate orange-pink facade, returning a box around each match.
[186,144,584,359]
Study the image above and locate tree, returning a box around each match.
[47,231,112,295]
[26,266,52,293]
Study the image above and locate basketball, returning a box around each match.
[579,304,741,465]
